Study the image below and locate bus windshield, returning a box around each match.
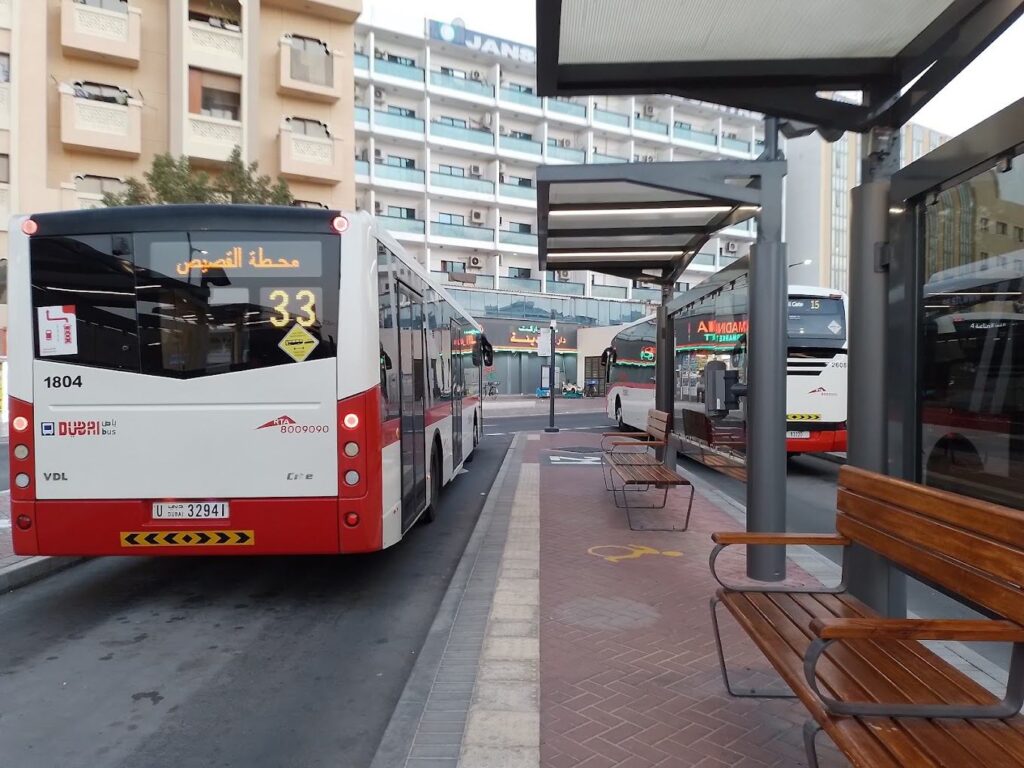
[787,297,845,343]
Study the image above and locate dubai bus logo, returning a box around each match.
[257,416,297,430]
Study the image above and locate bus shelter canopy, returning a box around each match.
[536,161,767,284]
[536,0,1024,132]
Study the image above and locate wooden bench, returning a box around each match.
[709,465,1024,767]
[601,409,694,531]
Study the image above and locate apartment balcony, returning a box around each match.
[374,57,425,84]
[592,284,628,299]
[0,83,9,131]
[264,0,361,22]
[499,87,542,114]
[546,280,585,296]
[378,215,426,236]
[61,0,142,67]
[631,287,662,303]
[0,183,9,231]
[431,271,495,289]
[430,71,494,100]
[430,172,494,197]
[355,106,369,129]
[548,98,587,122]
[279,127,344,184]
[722,136,753,154]
[499,231,538,249]
[373,163,425,188]
[503,276,541,293]
[674,125,718,147]
[58,183,107,210]
[430,221,494,243]
[593,107,629,129]
[593,152,627,164]
[634,116,669,137]
[354,52,369,74]
[375,109,425,136]
[185,114,242,163]
[547,144,585,163]
[499,134,542,158]
[355,159,369,179]
[430,121,494,148]
[187,20,243,76]
[59,86,142,157]
[278,39,343,102]
[498,183,536,203]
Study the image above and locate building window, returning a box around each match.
[387,206,416,219]
[674,120,692,129]
[508,222,532,234]
[384,155,415,169]
[1015,226,1024,243]
[505,82,534,94]
[289,35,332,88]
[0,154,9,184]
[979,217,990,231]
[438,164,464,177]
[288,117,330,138]
[440,66,466,79]
[509,129,533,141]
[75,174,126,196]
[189,69,241,120]
[508,267,531,279]
[996,221,1009,235]
[0,53,9,84]
[292,200,328,209]
[438,212,465,226]
[387,105,415,118]
[188,2,241,31]
[437,115,467,128]
[442,260,466,273]
[379,52,415,67]
[73,81,129,105]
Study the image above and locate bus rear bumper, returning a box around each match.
[13,497,384,556]
[787,428,847,454]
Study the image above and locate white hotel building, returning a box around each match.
[352,19,765,392]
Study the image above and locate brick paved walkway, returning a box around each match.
[533,432,846,768]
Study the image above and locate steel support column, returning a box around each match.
[745,119,788,581]
[656,284,676,469]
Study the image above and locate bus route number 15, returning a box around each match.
[268,289,318,329]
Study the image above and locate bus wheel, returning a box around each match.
[615,398,624,430]
[422,449,441,524]
[465,418,478,463]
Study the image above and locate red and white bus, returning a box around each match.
[8,205,492,556]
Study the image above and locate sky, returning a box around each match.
[361,0,1024,138]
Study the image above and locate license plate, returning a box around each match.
[152,502,230,520]
[786,431,811,439]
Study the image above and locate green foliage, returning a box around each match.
[102,147,294,207]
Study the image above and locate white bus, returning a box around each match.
[605,265,848,471]
[8,205,492,556]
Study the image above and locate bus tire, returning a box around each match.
[465,415,479,463]
[615,398,624,430]
[423,445,442,524]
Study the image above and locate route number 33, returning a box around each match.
[268,289,317,328]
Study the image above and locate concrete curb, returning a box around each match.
[369,435,520,768]
[0,555,85,594]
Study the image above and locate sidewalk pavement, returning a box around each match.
[379,430,1008,768]
[0,493,81,592]
[483,396,607,418]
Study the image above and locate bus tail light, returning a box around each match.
[343,413,360,430]
[331,215,349,234]
[21,219,38,236]
[16,514,33,531]
[338,393,368,499]
[344,512,360,528]
[9,398,36,503]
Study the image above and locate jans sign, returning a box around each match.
[428,20,536,65]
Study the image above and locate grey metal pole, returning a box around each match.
[745,117,787,581]
[656,284,676,468]
[846,126,905,615]
[545,320,559,433]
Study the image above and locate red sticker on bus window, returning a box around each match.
[38,305,78,357]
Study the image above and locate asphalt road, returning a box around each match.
[0,433,512,768]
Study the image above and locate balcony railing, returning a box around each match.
[547,144,585,163]
[503,276,542,293]
[722,136,752,153]
[674,125,718,146]
[61,0,142,66]
[592,284,628,299]
[431,172,494,195]
[593,152,627,164]
[432,271,495,289]
[431,222,494,242]
[499,183,536,200]
[548,98,586,119]
[354,106,369,125]
[187,20,243,75]
[593,107,629,128]
[635,117,669,135]
[430,121,494,146]
[60,86,142,157]
[270,0,360,21]
[499,231,538,248]
[375,110,425,133]
[279,39,341,102]
[379,216,425,235]
[355,159,369,176]
[499,135,542,156]
[354,52,369,71]
[499,87,541,109]
[374,57,425,82]
[374,163,425,185]
[546,280,585,296]
[0,184,9,231]
[280,130,343,183]
[186,114,242,163]
[631,287,663,303]
[431,71,493,97]
[0,83,10,131]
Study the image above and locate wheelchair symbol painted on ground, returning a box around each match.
[587,544,683,563]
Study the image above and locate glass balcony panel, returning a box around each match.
[594,107,629,127]
[375,163,425,184]
[431,221,494,241]
[635,117,669,135]
[378,216,425,234]
[499,134,542,156]
[692,252,716,266]
[548,144,585,163]
[723,136,752,152]
[354,52,369,71]
[430,70,494,97]
[375,110,425,133]
[430,271,493,289]
[374,57,425,81]
[546,280,585,296]
[430,121,494,146]
[354,159,369,176]
[592,284,628,299]
[499,87,541,109]
[502,276,541,293]
[674,125,718,146]
[431,171,494,195]
[499,183,536,200]
[354,106,369,124]
[548,98,586,118]
[499,230,537,247]
[593,152,627,164]
[631,287,662,303]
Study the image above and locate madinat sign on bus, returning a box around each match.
[427,19,536,65]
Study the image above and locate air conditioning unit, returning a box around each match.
[373,148,383,159]
[643,104,655,117]
[469,255,484,269]
[556,270,571,281]
[469,165,483,177]
[470,70,483,81]
[374,201,383,214]
[559,138,571,147]
[373,88,385,102]
[644,154,655,162]
[470,209,485,224]
[726,241,738,253]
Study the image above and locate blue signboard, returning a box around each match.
[427,20,537,65]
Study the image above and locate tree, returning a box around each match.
[103,147,293,207]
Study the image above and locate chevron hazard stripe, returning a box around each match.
[120,530,255,547]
